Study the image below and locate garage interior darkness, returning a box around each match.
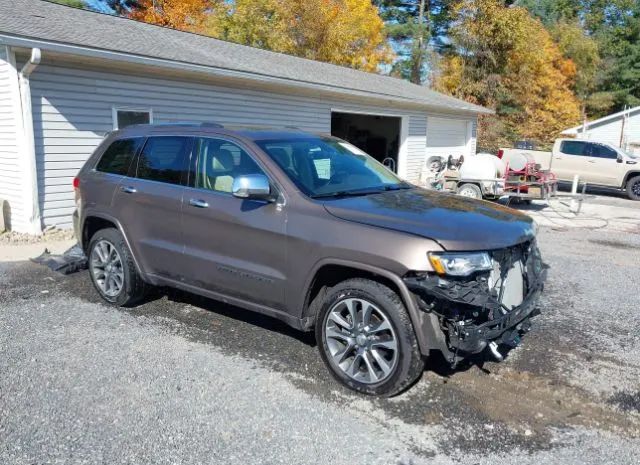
[330,112,401,172]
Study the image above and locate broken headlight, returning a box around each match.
[428,252,492,277]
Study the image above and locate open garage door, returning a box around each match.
[426,117,469,162]
[331,112,401,173]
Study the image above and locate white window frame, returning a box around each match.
[112,106,153,130]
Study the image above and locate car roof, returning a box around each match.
[113,123,331,142]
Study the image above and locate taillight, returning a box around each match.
[497,149,504,159]
[73,177,80,189]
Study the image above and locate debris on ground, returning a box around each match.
[31,244,87,275]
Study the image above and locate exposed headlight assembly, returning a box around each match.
[428,252,493,277]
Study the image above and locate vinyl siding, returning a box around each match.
[405,116,428,183]
[0,45,27,231]
[27,58,476,228]
[575,109,640,153]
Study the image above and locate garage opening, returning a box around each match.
[331,112,401,173]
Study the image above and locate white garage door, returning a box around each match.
[426,117,469,159]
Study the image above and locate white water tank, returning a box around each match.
[459,153,506,180]
[503,151,535,171]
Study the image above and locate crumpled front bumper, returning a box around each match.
[403,241,547,363]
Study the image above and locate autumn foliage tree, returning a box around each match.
[126,0,392,72]
[434,0,580,149]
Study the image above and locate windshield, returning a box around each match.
[255,136,409,198]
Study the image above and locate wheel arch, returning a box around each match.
[301,259,431,354]
[82,212,144,276]
[622,171,640,188]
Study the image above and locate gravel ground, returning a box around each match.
[1,224,639,464]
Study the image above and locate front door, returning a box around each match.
[179,136,288,310]
[111,135,192,278]
[583,143,627,186]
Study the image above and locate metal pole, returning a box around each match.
[570,174,579,213]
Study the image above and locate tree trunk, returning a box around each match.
[410,0,428,84]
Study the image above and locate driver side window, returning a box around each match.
[193,138,264,193]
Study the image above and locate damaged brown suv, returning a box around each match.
[73,123,546,396]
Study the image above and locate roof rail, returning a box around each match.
[148,121,224,128]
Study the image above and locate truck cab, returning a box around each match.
[550,139,639,191]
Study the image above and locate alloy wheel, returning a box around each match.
[90,240,124,298]
[324,298,398,384]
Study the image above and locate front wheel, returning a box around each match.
[626,176,640,200]
[315,278,424,396]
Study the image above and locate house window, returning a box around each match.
[113,107,152,129]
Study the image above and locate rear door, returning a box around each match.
[179,136,288,310]
[111,135,193,278]
[83,137,144,215]
[553,140,589,181]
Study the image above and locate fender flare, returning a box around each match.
[81,211,144,277]
[301,258,441,356]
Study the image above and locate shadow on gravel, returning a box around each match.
[608,391,640,413]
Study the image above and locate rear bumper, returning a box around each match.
[72,208,81,246]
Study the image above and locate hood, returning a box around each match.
[322,189,536,251]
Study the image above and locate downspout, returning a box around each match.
[18,48,41,235]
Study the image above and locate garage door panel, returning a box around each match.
[427,117,468,157]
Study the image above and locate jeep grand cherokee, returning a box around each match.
[73,123,546,396]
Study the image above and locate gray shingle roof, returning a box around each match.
[0,0,489,114]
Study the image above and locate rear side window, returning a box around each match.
[560,141,587,156]
[95,138,143,175]
[136,136,191,185]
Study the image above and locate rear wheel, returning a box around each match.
[315,278,424,396]
[457,183,483,199]
[88,228,148,306]
[626,176,640,200]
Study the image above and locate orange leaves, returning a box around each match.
[128,0,220,32]
[126,0,392,72]
[435,0,580,149]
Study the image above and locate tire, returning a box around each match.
[626,176,640,201]
[315,278,424,396]
[456,183,483,199]
[87,228,148,306]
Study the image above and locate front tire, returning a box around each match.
[88,228,148,306]
[626,176,640,200]
[315,278,424,396]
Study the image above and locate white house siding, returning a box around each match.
[24,58,477,229]
[0,45,28,231]
[574,109,640,153]
[405,116,428,183]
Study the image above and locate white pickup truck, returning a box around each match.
[499,139,640,200]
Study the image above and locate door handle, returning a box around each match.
[120,186,137,194]
[189,198,209,208]
[587,160,596,163]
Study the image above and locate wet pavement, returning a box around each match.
[1,224,639,464]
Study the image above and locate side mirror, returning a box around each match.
[617,155,623,163]
[232,174,272,200]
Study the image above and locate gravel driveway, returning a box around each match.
[1,225,639,464]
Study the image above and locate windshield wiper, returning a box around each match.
[310,184,413,199]
[310,189,385,199]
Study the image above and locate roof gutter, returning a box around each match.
[0,33,491,115]
[18,47,42,235]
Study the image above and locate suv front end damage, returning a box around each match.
[404,240,547,365]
